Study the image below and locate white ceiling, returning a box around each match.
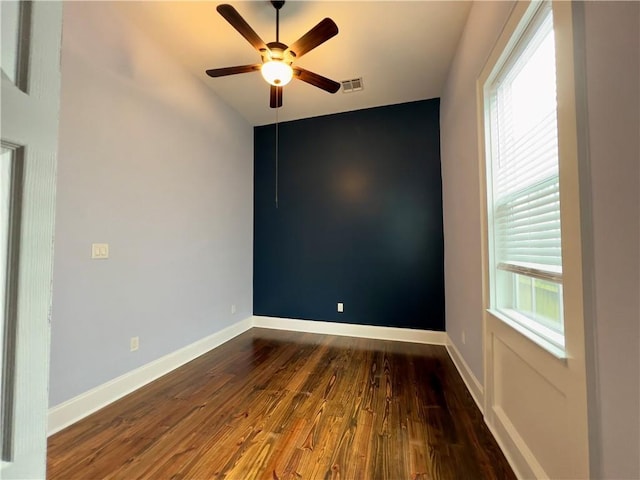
[118,1,472,126]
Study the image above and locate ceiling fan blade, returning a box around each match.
[206,64,261,77]
[286,18,338,59]
[293,67,340,93]
[270,85,283,108]
[217,4,268,53]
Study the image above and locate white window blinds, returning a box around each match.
[488,3,561,281]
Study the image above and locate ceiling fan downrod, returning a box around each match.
[272,1,285,42]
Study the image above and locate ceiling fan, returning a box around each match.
[205,1,341,108]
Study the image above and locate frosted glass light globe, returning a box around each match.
[261,61,293,86]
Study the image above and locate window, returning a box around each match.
[484,2,565,350]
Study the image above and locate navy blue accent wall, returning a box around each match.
[254,99,444,330]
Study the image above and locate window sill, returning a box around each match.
[487,308,568,360]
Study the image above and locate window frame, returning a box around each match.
[478,0,585,359]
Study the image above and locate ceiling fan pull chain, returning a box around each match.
[275,107,279,208]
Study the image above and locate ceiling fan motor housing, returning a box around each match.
[263,42,294,63]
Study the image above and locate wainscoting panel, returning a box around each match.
[492,334,569,477]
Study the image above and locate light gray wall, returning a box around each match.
[582,2,640,478]
[441,1,640,478]
[440,1,515,383]
[50,2,253,407]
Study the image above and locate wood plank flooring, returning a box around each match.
[47,328,515,480]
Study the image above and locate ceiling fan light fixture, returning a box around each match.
[261,60,293,86]
[207,3,340,108]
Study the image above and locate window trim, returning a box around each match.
[478,0,587,361]
[476,2,592,475]
[483,0,564,352]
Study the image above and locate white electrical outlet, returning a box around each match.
[91,243,109,259]
[231,304,236,314]
[337,302,344,313]
[130,336,139,352]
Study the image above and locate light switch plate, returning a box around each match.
[91,243,109,259]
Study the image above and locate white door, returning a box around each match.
[1,1,62,478]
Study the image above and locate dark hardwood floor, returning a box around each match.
[47,328,515,480]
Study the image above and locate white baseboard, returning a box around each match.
[47,316,253,436]
[252,315,448,345]
[445,336,484,412]
[486,406,541,480]
[49,316,448,436]
[445,336,536,479]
